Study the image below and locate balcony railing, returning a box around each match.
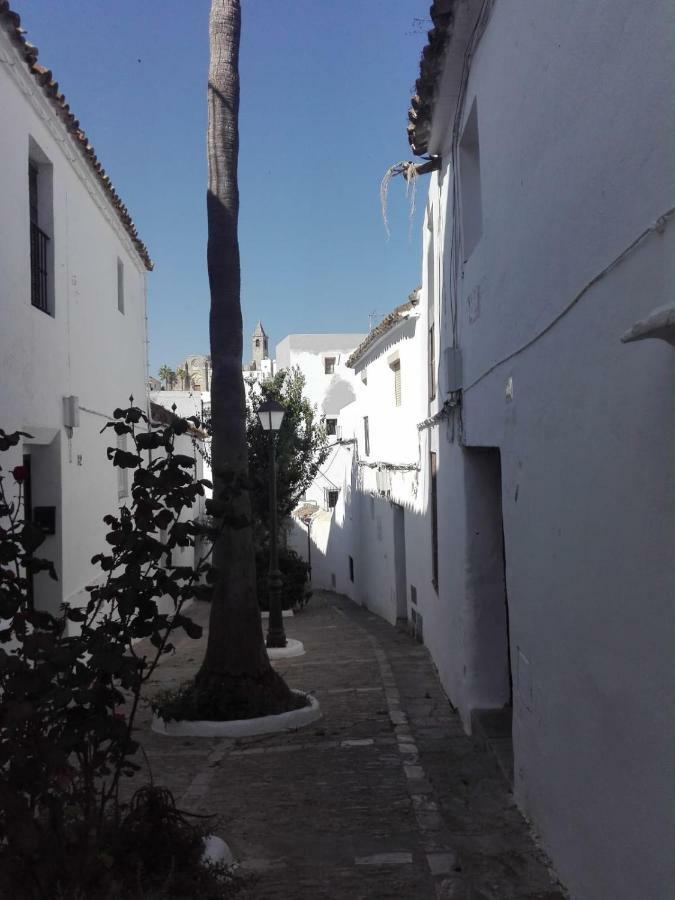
[30,221,49,313]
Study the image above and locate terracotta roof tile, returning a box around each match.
[0,2,153,270]
[347,289,420,368]
[407,1,458,157]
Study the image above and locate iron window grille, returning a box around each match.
[30,222,49,312]
[29,163,49,313]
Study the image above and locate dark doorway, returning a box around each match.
[464,446,513,783]
[392,503,407,622]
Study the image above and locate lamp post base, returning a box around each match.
[265,631,288,649]
[266,567,286,648]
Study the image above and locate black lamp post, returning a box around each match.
[257,397,287,648]
[301,513,313,582]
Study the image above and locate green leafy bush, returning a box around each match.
[0,406,240,898]
[255,547,310,611]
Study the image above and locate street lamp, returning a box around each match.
[300,512,314,582]
[257,397,286,648]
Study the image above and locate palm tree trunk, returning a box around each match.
[195,0,296,717]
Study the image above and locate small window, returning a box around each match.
[349,556,354,582]
[363,416,370,456]
[410,584,417,606]
[428,323,436,401]
[326,418,337,436]
[117,434,129,500]
[459,98,483,260]
[117,258,125,313]
[327,489,339,509]
[324,357,336,375]
[255,339,260,347]
[391,360,402,407]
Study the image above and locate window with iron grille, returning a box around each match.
[363,416,370,456]
[326,417,337,436]
[324,357,336,374]
[28,143,54,315]
[326,489,339,509]
[29,161,50,314]
[392,360,402,407]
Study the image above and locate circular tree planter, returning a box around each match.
[202,835,234,867]
[266,638,305,660]
[152,690,320,738]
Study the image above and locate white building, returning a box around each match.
[293,298,435,621]
[274,333,365,579]
[276,333,366,438]
[0,4,152,619]
[405,2,673,898]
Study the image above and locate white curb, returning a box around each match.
[202,835,234,867]
[266,638,305,660]
[152,690,321,737]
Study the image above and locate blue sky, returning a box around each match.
[18,1,429,375]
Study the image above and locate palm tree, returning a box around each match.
[193,0,295,717]
[158,364,175,391]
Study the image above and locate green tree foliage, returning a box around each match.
[245,366,328,547]
[158,364,177,390]
[0,407,222,897]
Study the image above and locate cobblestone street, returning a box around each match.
[136,592,566,899]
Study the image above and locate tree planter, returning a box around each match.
[266,638,305,660]
[202,835,234,866]
[152,690,320,737]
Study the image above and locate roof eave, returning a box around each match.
[0,2,153,270]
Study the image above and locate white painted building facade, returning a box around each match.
[275,334,365,581]
[0,6,152,620]
[289,2,674,897]
[282,317,439,629]
[406,2,673,898]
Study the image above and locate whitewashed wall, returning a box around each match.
[284,314,438,631]
[421,2,675,898]
[0,27,149,620]
[276,334,365,417]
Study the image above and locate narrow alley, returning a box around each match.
[139,593,566,900]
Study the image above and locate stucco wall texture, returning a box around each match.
[426,2,674,898]
[295,2,674,897]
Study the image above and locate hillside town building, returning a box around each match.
[0,4,151,621]
[291,2,675,898]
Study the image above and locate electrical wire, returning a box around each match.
[462,206,675,395]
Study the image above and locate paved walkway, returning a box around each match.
[136,591,566,899]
